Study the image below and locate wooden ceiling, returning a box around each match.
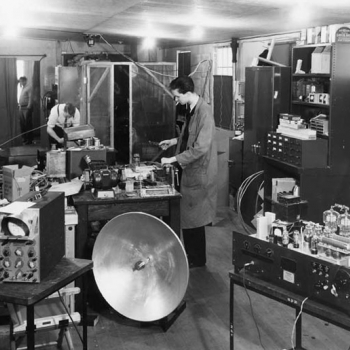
[2,0,350,47]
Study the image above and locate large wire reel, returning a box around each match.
[92,212,189,322]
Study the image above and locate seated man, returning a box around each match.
[47,103,80,148]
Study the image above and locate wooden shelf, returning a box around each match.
[292,73,331,78]
[291,100,329,108]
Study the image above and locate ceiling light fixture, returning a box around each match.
[3,25,19,38]
[83,33,101,47]
[191,26,204,39]
[291,2,311,23]
[143,36,155,49]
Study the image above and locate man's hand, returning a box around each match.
[159,138,177,150]
[161,156,176,165]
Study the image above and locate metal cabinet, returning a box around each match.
[243,66,291,178]
[241,66,290,224]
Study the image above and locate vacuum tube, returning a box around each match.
[314,223,323,242]
[338,206,350,237]
[303,222,314,245]
[323,206,339,234]
[282,228,289,248]
[293,230,300,249]
[310,235,318,255]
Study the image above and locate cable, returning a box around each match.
[99,35,174,99]
[30,170,50,193]
[236,170,264,234]
[290,296,308,350]
[0,124,47,149]
[255,179,265,216]
[242,265,267,350]
[57,290,84,345]
[99,34,213,99]
[189,59,212,77]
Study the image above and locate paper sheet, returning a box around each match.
[0,201,35,214]
[48,178,83,196]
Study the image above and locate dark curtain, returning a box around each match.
[0,58,20,147]
[32,60,41,139]
[213,75,233,130]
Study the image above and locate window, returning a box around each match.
[16,60,25,102]
[214,44,233,129]
[214,45,233,76]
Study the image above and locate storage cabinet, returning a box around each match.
[228,138,243,198]
[240,66,291,225]
[263,42,350,223]
[243,66,291,177]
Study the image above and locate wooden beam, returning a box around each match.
[88,67,110,102]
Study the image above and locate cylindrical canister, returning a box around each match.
[94,138,100,147]
[84,138,93,147]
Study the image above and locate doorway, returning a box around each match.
[17,59,41,143]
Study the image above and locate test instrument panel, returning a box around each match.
[0,191,65,283]
[233,230,350,314]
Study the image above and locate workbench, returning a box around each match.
[229,268,350,350]
[0,258,93,350]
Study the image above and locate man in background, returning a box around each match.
[18,76,33,145]
[47,102,80,148]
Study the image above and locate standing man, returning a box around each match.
[47,103,80,148]
[160,76,217,268]
[18,76,33,145]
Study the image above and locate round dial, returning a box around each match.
[7,222,27,237]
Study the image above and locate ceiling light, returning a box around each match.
[3,26,19,38]
[143,36,155,49]
[191,26,204,39]
[291,2,311,23]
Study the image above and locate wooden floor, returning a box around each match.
[2,207,350,350]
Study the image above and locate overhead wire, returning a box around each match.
[99,35,212,96]
[99,35,174,99]
[0,124,47,149]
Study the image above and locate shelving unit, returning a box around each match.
[262,41,350,223]
[291,44,331,159]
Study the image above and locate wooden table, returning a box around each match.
[71,190,181,312]
[0,258,93,350]
[229,268,350,350]
[72,190,182,259]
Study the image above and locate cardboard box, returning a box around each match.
[311,47,324,73]
[272,178,296,202]
[3,165,34,202]
[311,46,331,74]
[321,46,331,74]
[46,150,66,177]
